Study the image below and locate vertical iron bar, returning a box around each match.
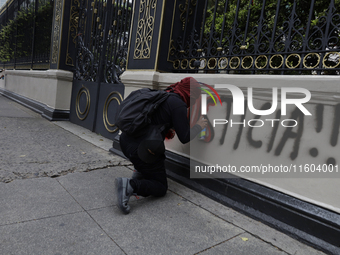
[188,0,199,61]
[242,0,253,46]
[106,0,115,82]
[300,0,315,71]
[96,0,104,77]
[256,0,267,53]
[116,0,124,57]
[113,0,123,69]
[268,0,281,71]
[198,0,209,51]
[121,0,129,52]
[219,0,230,47]
[92,1,99,77]
[207,0,218,57]
[112,0,120,68]
[30,0,38,69]
[75,0,85,78]
[269,0,281,52]
[105,1,114,82]
[253,0,267,74]
[319,0,335,74]
[120,0,127,54]
[98,0,105,78]
[228,0,241,65]
[181,0,192,53]
[285,1,297,53]
[282,0,297,74]
[108,1,117,70]
[229,0,241,55]
[14,2,19,69]
[93,0,111,132]
[84,0,92,51]
[5,1,8,68]
[323,0,334,51]
[240,0,253,73]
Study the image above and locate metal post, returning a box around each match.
[30,0,38,69]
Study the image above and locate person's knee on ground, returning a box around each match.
[153,182,167,197]
[130,178,167,197]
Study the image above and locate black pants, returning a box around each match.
[119,133,168,197]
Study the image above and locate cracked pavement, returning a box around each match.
[0,96,129,183]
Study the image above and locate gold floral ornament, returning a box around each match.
[134,0,157,59]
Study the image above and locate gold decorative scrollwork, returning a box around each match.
[285,54,301,69]
[179,0,190,30]
[269,54,284,69]
[181,59,188,69]
[255,55,268,69]
[208,58,217,69]
[103,92,123,133]
[323,52,340,68]
[179,0,197,30]
[241,56,254,69]
[76,86,91,121]
[70,1,79,45]
[230,57,240,69]
[66,0,81,66]
[134,0,157,59]
[173,59,180,69]
[218,57,228,69]
[191,0,197,6]
[66,53,73,66]
[51,0,63,64]
[303,53,320,69]
[169,40,176,56]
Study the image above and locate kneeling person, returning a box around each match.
[116,77,207,214]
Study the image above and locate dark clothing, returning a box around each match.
[119,92,202,197]
[150,93,201,142]
[120,133,168,197]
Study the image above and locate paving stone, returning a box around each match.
[88,192,244,255]
[0,212,125,255]
[198,233,287,255]
[0,178,82,225]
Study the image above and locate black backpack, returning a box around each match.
[115,88,170,137]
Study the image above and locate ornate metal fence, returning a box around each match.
[0,0,54,69]
[168,0,340,74]
[74,0,132,84]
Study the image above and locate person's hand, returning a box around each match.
[196,116,208,129]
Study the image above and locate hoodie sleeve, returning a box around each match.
[171,104,202,144]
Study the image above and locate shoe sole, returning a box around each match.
[115,177,130,214]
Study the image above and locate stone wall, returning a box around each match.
[121,71,340,214]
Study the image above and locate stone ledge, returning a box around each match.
[2,69,73,110]
[4,69,73,82]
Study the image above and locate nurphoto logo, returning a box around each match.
[200,84,312,128]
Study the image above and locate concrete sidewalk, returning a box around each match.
[0,94,326,255]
